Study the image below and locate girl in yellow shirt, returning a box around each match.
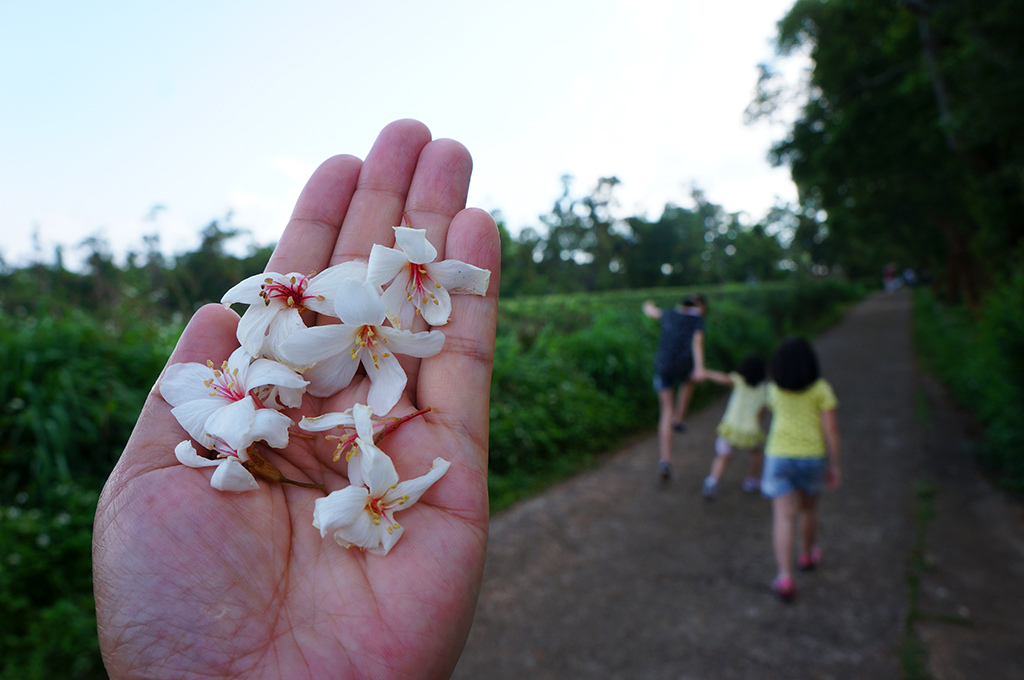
[763,337,842,602]
[700,354,768,499]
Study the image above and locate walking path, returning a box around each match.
[451,290,1024,679]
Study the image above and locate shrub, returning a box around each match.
[0,309,179,503]
[488,280,864,509]
[0,483,104,680]
[913,276,1024,495]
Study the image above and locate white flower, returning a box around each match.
[366,225,490,329]
[312,445,450,555]
[278,279,445,414]
[174,439,260,492]
[299,403,374,486]
[159,346,306,451]
[221,261,367,361]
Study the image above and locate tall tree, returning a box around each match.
[755,0,1024,303]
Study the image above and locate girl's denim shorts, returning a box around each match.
[761,455,826,498]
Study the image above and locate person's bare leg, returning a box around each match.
[772,493,798,579]
[657,388,675,465]
[710,453,730,481]
[672,380,695,427]
[747,448,764,480]
[798,491,819,555]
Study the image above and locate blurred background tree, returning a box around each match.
[751,0,1024,305]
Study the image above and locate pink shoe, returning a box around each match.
[773,575,796,602]
[798,546,822,571]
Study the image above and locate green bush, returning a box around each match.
[913,276,1024,495]
[488,279,864,509]
[0,310,180,679]
[0,278,864,674]
[0,483,104,680]
[0,309,179,503]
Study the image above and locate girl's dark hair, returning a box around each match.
[736,354,766,387]
[682,293,708,312]
[770,337,820,391]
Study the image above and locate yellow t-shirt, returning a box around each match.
[716,372,767,449]
[765,378,838,458]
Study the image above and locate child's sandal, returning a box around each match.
[773,575,796,602]
[798,546,822,571]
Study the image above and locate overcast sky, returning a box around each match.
[0,0,805,267]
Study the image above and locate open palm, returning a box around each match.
[93,120,500,680]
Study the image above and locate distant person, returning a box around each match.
[642,293,707,483]
[883,262,899,292]
[699,354,768,499]
[762,337,841,602]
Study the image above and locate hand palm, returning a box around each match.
[93,120,499,680]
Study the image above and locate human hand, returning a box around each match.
[641,299,660,319]
[92,120,500,680]
[826,462,842,490]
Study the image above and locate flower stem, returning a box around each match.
[373,408,431,444]
[243,446,325,491]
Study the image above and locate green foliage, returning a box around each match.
[0,483,105,680]
[498,178,828,299]
[488,280,864,509]
[0,310,180,502]
[761,0,1024,304]
[913,275,1024,495]
[0,310,179,678]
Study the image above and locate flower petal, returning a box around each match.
[203,396,258,448]
[333,279,386,326]
[393,227,437,265]
[174,440,221,468]
[160,363,222,407]
[426,259,491,296]
[210,457,260,492]
[170,397,228,446]
[417,281,452,327]
[373,522,404,556]
[246,357,309,394]
[299,410,355,432]
[377,327,446,358]
[388,457,451,507]
[301,352,361,398]
[235,305,281,358]
[366,244,412,289]
[312,485,369,535]
[260,309,308,362]
[351,403,375,441]
[379,268,416,329]
[306,261,368,315]
[358,442,400,496]
[363,353,407,415]
[245,408,293,450]
[220,272,271,306]
[278,324,357,367]
[225,346,258,381]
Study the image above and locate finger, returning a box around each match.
[396,138,475,394]
[116,304,242,479]
[267,154,363,277]
[416,207,500,477]
[331,119,433,264]
[403,137,474,258]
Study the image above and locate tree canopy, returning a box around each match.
[753,0,1024,304]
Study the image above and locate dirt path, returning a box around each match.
[451,290,1024,679]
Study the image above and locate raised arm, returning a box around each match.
[642,299,662,319]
